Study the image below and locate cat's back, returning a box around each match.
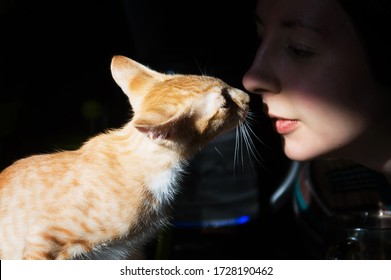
[0,150,79,191]
[0,151,81,223]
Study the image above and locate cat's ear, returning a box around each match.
[133,114,181,141]
[110,55,165,110]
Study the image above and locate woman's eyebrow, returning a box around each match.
[281,19,323,35]
[255,13,325,39]
[255,15,321,35]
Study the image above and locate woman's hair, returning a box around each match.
[337,0,391,87]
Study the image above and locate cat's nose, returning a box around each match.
[242,90,250,105]
[231,89,250,108]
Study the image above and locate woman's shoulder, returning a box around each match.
[296,158,391,216]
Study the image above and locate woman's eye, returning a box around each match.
[286,45,315,60]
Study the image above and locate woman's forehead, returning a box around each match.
[255,0,353,38]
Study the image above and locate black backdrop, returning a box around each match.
[0,0,312,259]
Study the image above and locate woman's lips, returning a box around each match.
[273,118,299,134]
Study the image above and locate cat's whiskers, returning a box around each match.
[234,111,265,172]
[244,112,267,147]
[234,125,243,173]
[193,57,209,77]
[214,146,224,158]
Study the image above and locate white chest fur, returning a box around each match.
[146,162,186,205]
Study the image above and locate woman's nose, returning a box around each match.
[242,47,280,95]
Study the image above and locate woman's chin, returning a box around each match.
[283,143,324,162]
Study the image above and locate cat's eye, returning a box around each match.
[221,88,232,109]
[221,101,230,109]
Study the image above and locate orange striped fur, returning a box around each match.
[0,55,249,259]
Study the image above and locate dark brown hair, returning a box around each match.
[338,0,391,87]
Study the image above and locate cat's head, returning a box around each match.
[111,55,249,157]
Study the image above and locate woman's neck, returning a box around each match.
[342,117,391,184]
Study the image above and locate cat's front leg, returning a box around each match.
[22,237,57,260]
[22,225,67,260]
[23,232,93,260]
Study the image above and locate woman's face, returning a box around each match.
[243,0,386,161]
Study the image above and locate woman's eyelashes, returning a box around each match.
[254,20,317,61]
[286,43,316,60]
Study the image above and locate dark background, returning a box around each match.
[0,0,314,259]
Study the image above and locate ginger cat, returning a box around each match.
[0,55,250,260]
